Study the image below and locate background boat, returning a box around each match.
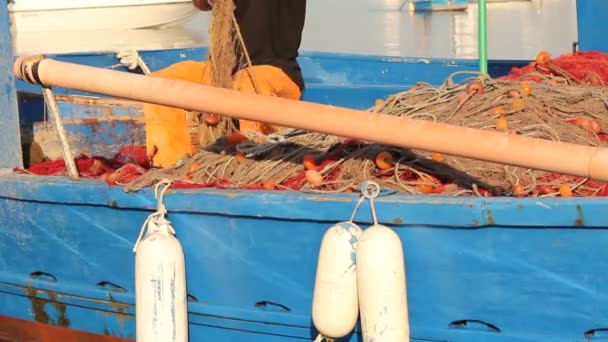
[7,0,198,32]
[402,0,469,12]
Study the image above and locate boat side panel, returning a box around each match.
[0,0,23,169]
[0,181,608,340]
[576,0,608,52]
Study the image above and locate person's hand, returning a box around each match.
[192,0,212,11]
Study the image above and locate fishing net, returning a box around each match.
[502,51,608,85]
[195,0,240,147]
[18,51,608,197]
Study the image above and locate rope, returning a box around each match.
[41,87,80,180]
[116,50,151,74]
[132,179,174,252]
[349,195,366,223]
[231,11,262,94]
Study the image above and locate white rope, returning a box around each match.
[349,195,366,223]
[42,86,80,180]
[132,179,174,252]
[312,334,334,342]
[116,50,151,74]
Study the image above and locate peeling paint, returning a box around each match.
[535,202,551,209]
[108,293,130,330]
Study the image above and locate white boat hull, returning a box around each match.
[9,1,198,32]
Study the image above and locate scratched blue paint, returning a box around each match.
[32,120,145,158]
[334,221,361,272]
[576,0,608,52]
[0,0,23,168]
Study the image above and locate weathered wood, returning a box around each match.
[0,1,23,169]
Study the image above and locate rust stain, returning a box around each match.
[23,287,70,327]
[575,204,584,227]
[24,287,50,324]
[486,209,496,225]
[47,292,70,327]
[107,293,130,329]
[81,118,99,124]
[108,201,119,208]
[392,218,403,224]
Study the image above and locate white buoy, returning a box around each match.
[357,224,409,342]
[133,180,188,342]
[312,221,362,339]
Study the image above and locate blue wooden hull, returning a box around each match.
[3,7,608,339]
[2,173,608,341]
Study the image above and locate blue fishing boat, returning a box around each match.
[404,0,469,12]
[2,0,608,341]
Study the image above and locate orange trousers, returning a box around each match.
[144,61,302,167]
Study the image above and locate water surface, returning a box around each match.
[12,0,577,61]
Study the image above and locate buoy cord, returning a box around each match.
[361,181,381,225]
[348,195,366,223]
[132,179,174,253]
[312,334,334,342]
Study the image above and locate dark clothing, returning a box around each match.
[233,0,306,91]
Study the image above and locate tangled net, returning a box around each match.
[123,52,608,197]
[196,0,240,147]
[19,51,608,197]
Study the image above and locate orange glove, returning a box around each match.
[143,60,212,167]
[143,62,303,167]
[231,65,302,135]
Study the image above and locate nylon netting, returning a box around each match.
[17,51,608,198]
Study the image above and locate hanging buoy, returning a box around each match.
[133,180,188,342]
[357,224,409,342]
[356,181,409,342]
[312,221,362,339]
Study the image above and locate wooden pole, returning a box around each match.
[41,87,80,180]
[13,55,608,182]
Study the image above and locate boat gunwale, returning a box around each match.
[0,173,604,229]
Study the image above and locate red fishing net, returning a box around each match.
[14,146,150,185]
[501,51,608,85]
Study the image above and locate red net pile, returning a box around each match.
[501,51,608,85]
[14,146,150,185]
